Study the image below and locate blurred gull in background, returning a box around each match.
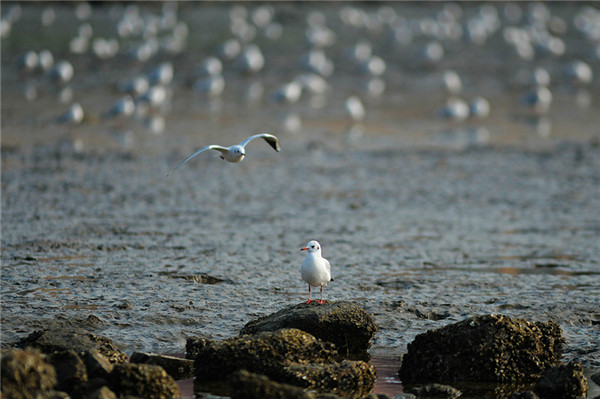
[147,62,174,86]
[469,96,491,119]
[271,81,303,104]
[118,76,150,96]
[235,44,265,74]
[438,98,470,122]
[442,70,463,96]
[522,86,553,114]
[56,103,84,125]
[103,96,135,120]
[563,60,593,87]
[47,60,74,85]
[345,96,366,122]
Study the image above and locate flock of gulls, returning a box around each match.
[3,3,599,301]
[4,2,598,141]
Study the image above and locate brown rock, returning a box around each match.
[48,350,88,393]
[129,352,194,380]
[81,349,114,380]
[185,337,210,360]
[240,301,377,354]
[405,383,461,398]
[16,327,128,364]
[399,314,564,383]
[229,370,315,399]
[85,386,117,399]
[0,348,58,399]
[283,360,376,395]
[190,328,375,397]
[512,392,540,399]
[70,377,109,399]
[192,328,337,381]
[534,361,588,399]
[108,363,181,399]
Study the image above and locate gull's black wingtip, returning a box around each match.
[265,136,281,152]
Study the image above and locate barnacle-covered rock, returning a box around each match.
[240,301,377,354]
[399,314,564,383]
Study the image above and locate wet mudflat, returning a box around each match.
[2,2,600,397]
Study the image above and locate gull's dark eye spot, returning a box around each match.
[311,245,315,249]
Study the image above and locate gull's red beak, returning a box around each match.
[300,247,308,251]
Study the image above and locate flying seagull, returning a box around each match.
[168,133,280,175]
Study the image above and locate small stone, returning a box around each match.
[108,363,181,399]
[86,386,117,399]
[130,352,194,380]
[512,391,540,399]
[406,383,461,398]
[534,361,588,399]
[48,350,88,393]
[362,394,396,399]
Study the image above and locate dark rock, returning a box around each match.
[405,383,461,398]
[240,301,377,354]
[48,350,88,393]
[591,372,600,386]
[70,377,109,399]
[85,386,117,399]
[130,352,194,380]
[399,314,564,383]
[283,360,376,395]
[512,391,540,399]
[193,328,337,380]
[185,336,211,360]
[16,327,128,364]
[1,348,58,399]
[108,363,181,399]
[191,328,375,397]
[82,349,114,379]
[229,370,316,399]
[534,361,588,399]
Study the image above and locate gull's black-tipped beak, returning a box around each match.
[300,247,308,251]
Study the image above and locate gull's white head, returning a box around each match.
[231,145,245,157]
[225,145,246,162]
[301,240,321,253]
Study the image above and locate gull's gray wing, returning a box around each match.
[167,145,229,175]
[324,258,333,282]
[239,133,281,152]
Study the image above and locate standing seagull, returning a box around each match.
[168,133,280,175]
[300,240,333,304]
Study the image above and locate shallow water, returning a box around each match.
[2,2,600,397]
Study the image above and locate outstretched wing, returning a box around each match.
[167,145,229,175]
[239,133,281,152]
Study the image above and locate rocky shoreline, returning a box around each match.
[1,301,594,399]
